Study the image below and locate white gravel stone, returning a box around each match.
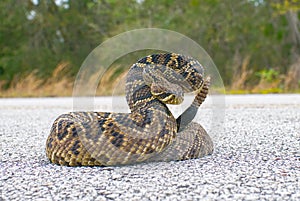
[1,95,300,200]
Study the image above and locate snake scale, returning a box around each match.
[46,53,213,166]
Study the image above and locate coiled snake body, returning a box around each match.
[46,53,213,166]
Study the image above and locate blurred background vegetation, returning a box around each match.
[0,0,299,97]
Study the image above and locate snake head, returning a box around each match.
[150,82,184,105]
[143,64,184,104]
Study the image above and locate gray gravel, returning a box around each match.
[1,94,300,201]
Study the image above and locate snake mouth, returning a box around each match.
[152,91,184,105]
[160,94,184,105]
[150,82,184,105]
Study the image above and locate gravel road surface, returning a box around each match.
[1,94,299,200]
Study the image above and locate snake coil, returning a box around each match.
[46,53,213,166]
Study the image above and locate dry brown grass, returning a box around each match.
[285,57,300,92]
[0,58,299,97]
[0,63,129,97]
[96,65,127,96]
[229,53,253,93]
[231,55,252,90]
[227,53,299,94]
[251,76,284,94]
[0,62,73,97]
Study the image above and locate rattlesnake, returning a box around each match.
[46,53,213,166]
